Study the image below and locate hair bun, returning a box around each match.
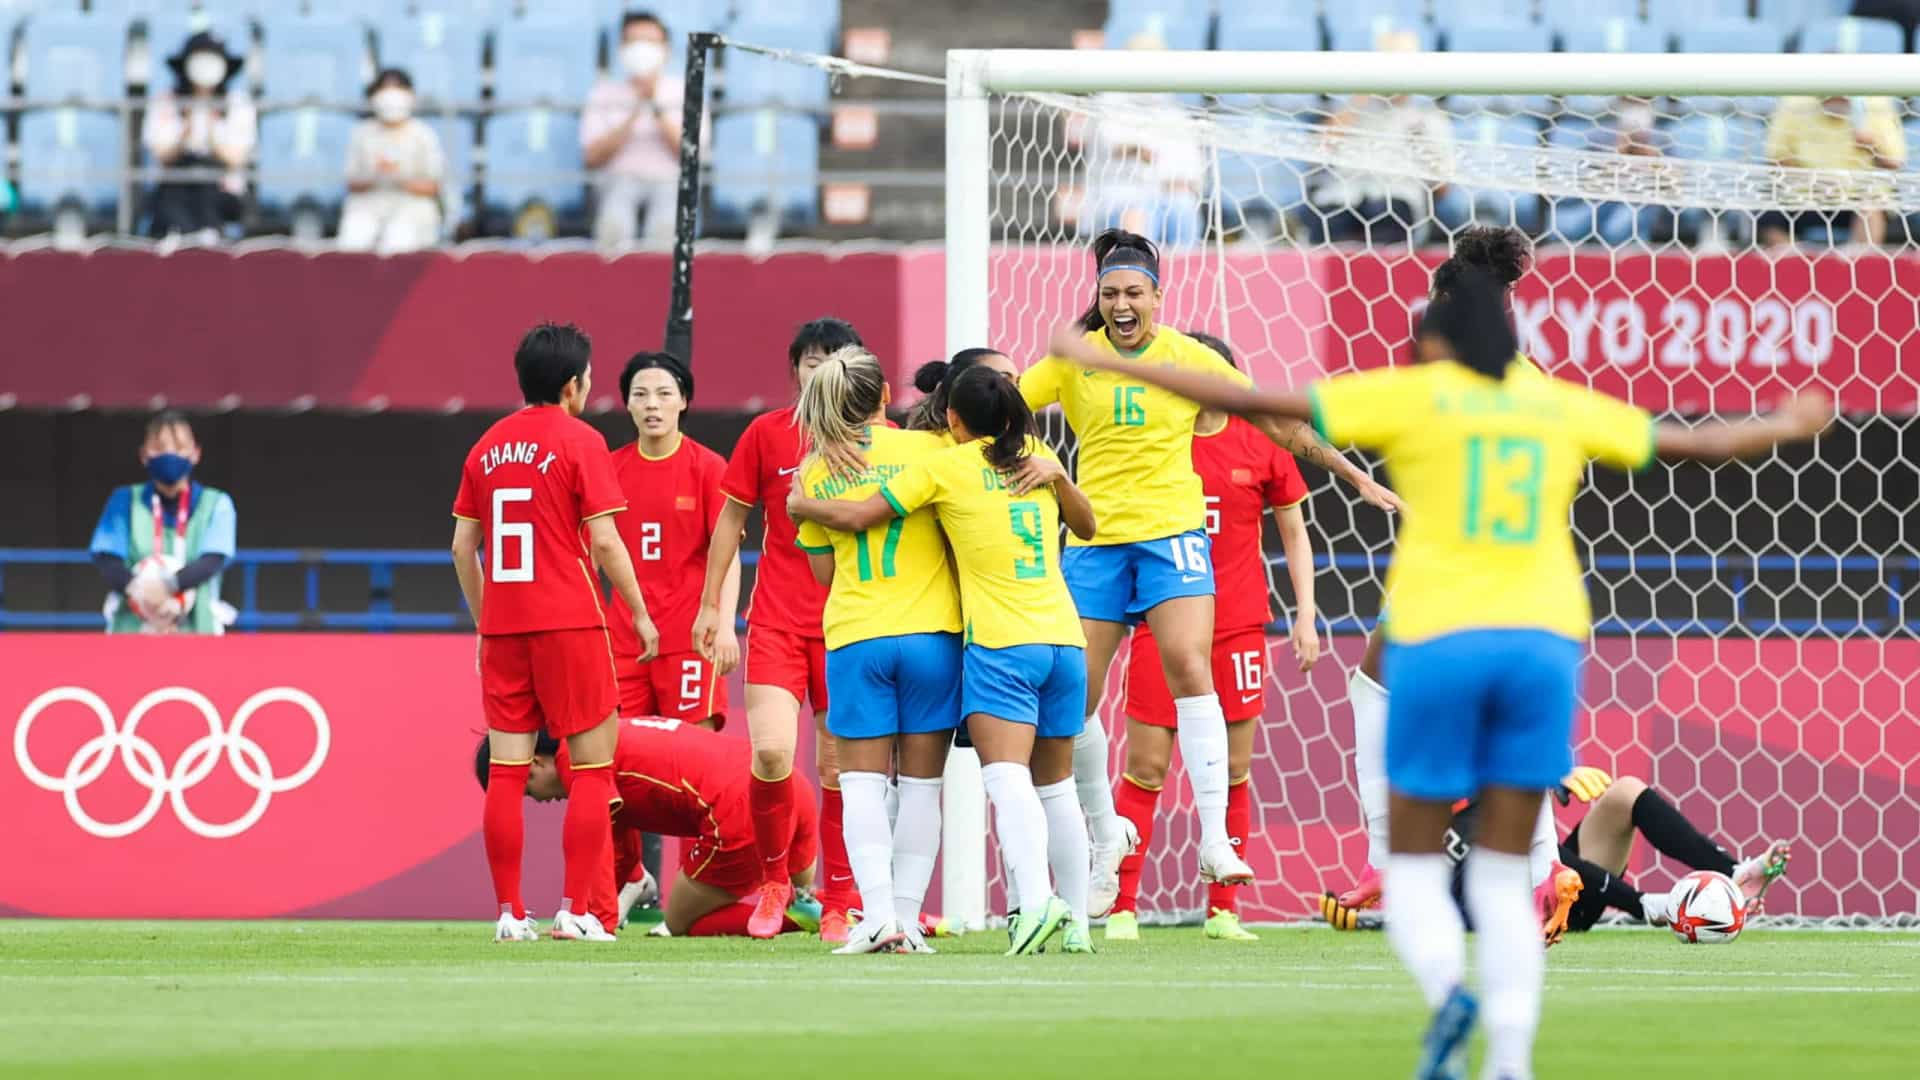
[913,360,949,394]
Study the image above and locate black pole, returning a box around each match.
[664,32,718,367]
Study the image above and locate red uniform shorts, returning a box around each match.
[480,627,618,738]
[1123,625,1269,729]
[684,776,820,897]
[617,650,729,728]
[744,624,828,714]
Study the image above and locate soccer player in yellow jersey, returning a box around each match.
[790,366,1101,955]
[789,347,963,956]
[1050,268,1830,1080]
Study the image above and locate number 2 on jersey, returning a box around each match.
[1010,501,1047,579]
[1462,435,1544,544]
[490,488,534,582]
[854,519,904,582]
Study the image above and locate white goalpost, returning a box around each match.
[934,46,1920,931]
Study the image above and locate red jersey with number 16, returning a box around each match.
[719,406,827,638]
[452,405,627,636]
[605,433,728,657]
[1199,417,1309,634]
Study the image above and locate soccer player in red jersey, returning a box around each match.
[608,351,739,727]
[691,317,862,941]
[1106,331,1321,943]
[451,322,660,943]
[472,717,823,937]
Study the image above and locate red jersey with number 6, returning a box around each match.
[719,406,827,638]
[452,405,627,636]
[1198,417,1308,634]
[605,434,728,657]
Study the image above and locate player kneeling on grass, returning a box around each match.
[472,716,823,938]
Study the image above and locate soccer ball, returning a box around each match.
[1668,870,1745,944]
[129,553,194,626]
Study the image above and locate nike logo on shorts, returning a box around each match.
[1239,692,1260,704]
[1180,574,1205,583]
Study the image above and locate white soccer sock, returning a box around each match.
[1174,694,1231,849]
[981,761,1053,914]
[1348,669,1392,872]
[1384,853,1466,1010]
[1037,778,1091,921]
[891,775,943,928]
[1528,797,1558,888]
[1465,850,1544,1080]
[1073,719,1124,844]
[838,771,896,925]
[886,777,900,833]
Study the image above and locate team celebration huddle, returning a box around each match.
[451,225,1830,1077]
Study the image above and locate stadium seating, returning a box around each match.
[16,108,122,214]
[1758,0,1858,29]
[1799,16,1908,54]
[1104,0,1209,51]
[481,107,587,219]
[1443,22,1555,113]
[1645,0,1753,31]
[733,0,841,32]
[22,11,128,103]
[255,107,357,216]
[1212,11,1320,111]
[1441,111,1544,233]
[1667,109,1766,162]
[1319,0,1425,21]
[259,15,368,104]
[374,13,486,105]
[1430,0,1534,24]
[426,114,476,234]
[1560,18,1673,117]
[144,10,254,78]
[709,110,819,225]
[1213,114,1311,229]
[413,0,509,18]
[1325,16,1437,53]
[1538,0,1641,22]
[1674,20,1791,55]
[491,18,597,106]
[725,22,832,110]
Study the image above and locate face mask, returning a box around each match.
[147,453,193,486]
[621,40,666,79]
[371,88,414,123]
[185,52,227,90]
[1617,104,1655,133]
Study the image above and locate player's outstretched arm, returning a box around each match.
[1653,392,1833,462]
[589,514,658,661]
[693,499,751,665]
[1248,415,1402,514]
[1045,323,1312,422]
[786,489,895,533]
[450,518,485,628]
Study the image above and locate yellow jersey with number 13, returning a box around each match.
[1310,358,1655,645]
[1021,326,1251,547]
[880,437,1085,650]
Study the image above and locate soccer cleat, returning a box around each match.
[1104,910,1140,942]
[1415,985,1479,1080]
[1336,864,1383,911]
[747,881,794,940]
[897,924,937,955]
[1199,840,1254,886]
[1204,907,1259,941]
[1641,891,1675,928]
[917,912,955,938]
[550,909,617,942]
[1005,896,1072,956]
[785,891,824,935]
[1320,891,1365,932]
[1732,841,1791,913]
[1060,920,1096,954]
[819,908,851,945]
[617,868,661,930]
[493,912,539,943]
[832,916,907,955]
[1087,816,1141,918]
[1537,862,1584,947]
[646,922,672,937]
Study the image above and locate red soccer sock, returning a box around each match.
[818,783,854,914]
[749,770,797,887]
[484,761,531,920]
[561,763,617,918]
[1208,777,1252,914]
[687,902,756,937]
[1112,773,1162,915]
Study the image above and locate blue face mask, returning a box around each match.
[146,453,193,486]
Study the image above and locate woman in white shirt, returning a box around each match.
[143,31,255,241]
[338,68,446,254]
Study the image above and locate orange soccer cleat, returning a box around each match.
[819,908,851,944]
[748,882,795,940]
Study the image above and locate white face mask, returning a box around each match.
[371,88,414,123]
[621,40,666,79]
[185,52,227,90]
[1617,104,1655,133]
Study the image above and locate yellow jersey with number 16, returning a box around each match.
[1021,326,1251,547]
[880,437,1085,650]
[1310,358,1655,645]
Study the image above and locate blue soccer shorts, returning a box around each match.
[959,642,1087,738]
[823,632,963,740]
[1061,529,1214,625]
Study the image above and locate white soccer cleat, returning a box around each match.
[832,916,907,955]
[646,923,672,938]
[1641,892,1675,928]
[549,910,617,942]
[897,924,937,954]
[617,868,661,929]
[1087,816,1140,918]
[493,912,539,943]
[1199,840,1254,886]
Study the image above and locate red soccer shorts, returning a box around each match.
[684,776,820,897]
[1123,625,1269,728]
[617,650,729,728]
[744,624,828,714]
[481,627,618,737]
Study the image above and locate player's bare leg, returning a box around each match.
[551,715,621,942]
[744,683,802,939]
[814,712,855,942]
[663,873,744,936]
[892,732,951,954]
[1204,719,1259,941]
[1075,618,1134,914]
[1108,717,1172,940]
[484,728,540,942]
[1144,594,1249,886]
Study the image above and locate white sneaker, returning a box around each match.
[832,917,906,955]
[617,868,660,929]
[493,912,539,943]
[550,910,617,942]
[1199,840,1254,886]
[1088,817,1140,918]
[646,922,672,938]
[897,924,937,954]
[1641,892,1674,928]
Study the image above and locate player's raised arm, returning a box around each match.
[1651,393,1834,463]
[1247,414,1402,514]
[1045,322,1313,422]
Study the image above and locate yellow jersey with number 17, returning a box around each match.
[1310,358,1655,645]
[794,426,963,651]
[1021,326,1251,547]
[880,437,1085,650]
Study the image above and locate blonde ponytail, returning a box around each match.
[796,345,887,474]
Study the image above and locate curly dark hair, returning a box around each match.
[1432,225,1532,297]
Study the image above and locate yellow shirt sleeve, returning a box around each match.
[1020,356,1066,411]
[795,516,831,553]
[882,459,942,518]
[1308,367,1424,452]
[1764,100,1801,163]
[1564,385,1656,473]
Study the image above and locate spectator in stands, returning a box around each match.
[1313,31,1452,246]
[339,69,446,255]
[1553,96,1682,247]
[581,10,686,252]
[1080,31,1204,248]
[91,412,238,636]
[143,31,255,243]
[1757,94,1906,248]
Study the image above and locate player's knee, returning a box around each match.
[1125,750,1170,789]
[1599,774,1646,810]
[1163,653,1213,697]
[752,746,794,780]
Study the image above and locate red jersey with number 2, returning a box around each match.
[719,406,827,638]
[1198,417,1308,633]
[605,434,728,657]
[452,405,626,636]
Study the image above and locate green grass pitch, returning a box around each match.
[2,921,1916,1078]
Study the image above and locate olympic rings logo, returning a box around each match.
[14,686,330,840]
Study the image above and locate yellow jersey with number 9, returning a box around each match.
[794,426,962,650]
[1021,327,1251,547]
[880,437,1085,650]
[1310,359,1655,644]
